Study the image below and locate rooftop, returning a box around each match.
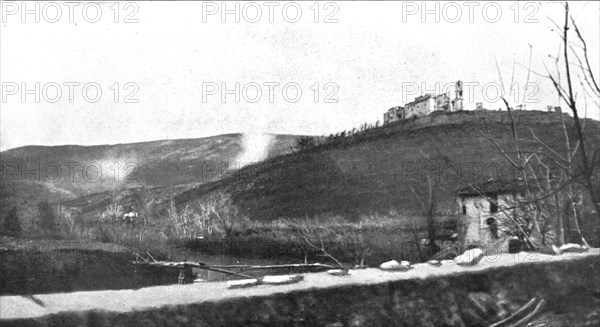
[406,94,435,107]
[456,179,528,196]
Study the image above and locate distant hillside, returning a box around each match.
[175,110,600,221]
[4,110,599,230]
[0,134,299,222]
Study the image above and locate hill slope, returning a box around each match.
[1,134,298,193]
[0,133,299,223]
[175,110,600,221]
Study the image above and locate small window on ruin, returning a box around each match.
[490,202,498,213]
[462,205,467,215]
[490,195,498,213]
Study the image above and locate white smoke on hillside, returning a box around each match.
[233,133,275,168]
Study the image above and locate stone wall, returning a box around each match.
[1,250,598,327]
[405,97,435,119]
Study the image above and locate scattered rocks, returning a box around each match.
[427,260,442,267]
[227,279,260,289]
[559,243,589,254]
[262,274,304,285]
[379,260,412,271]
[551,245,562,255]
[441,259,456,266]
[537,243,590,256]
[538,244,561,255]
[454,248,484,266]
[227,274,305,289]
[327,269,349,276]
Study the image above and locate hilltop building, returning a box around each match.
[455,179,528,253]
[383,80,464,124]
[384,106,405,124]
[404,94,436,118]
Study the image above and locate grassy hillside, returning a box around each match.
[0,133,299,228]
[1,134,298,194]
[175,110,600,222]
[2,110,598,264]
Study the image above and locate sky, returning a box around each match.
[1,1,599,151]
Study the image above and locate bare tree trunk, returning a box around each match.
[569,193,589,247]
[408,218,425,262]
[503,100,543,239]
[554,192,565,246]
[557,111,583,246]
[409,173,440,259]
[426,177,440,256]
[561,3,600,224]
[542,4,595,245]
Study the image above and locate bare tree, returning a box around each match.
[131,187,156,226]
[204,192,242,239]
[475,4,600,248]
[408,173,440,258]
[57,204,77,235]
[168,192,244,239]
[543,3,599,245]
[407,217,426,262]
[296,219,346,270]
[337,220,373,267]
[167,201,193,238]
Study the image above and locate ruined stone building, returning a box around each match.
[455,179,527,254]
[452,80,464,111]
[546,105,561,112]
[404,94,437,118]
[383,106,404,124]
[383,80,464,124]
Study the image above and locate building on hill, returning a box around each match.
[404,94,436,118]
[452,80,464,111]
[383,80,464,124]
[475,102,496,111]
[455,179,528,254]
[435,93,452,111]
[546,105,561,112]
[383,106,405,124]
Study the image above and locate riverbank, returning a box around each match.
[0,237,179,295]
